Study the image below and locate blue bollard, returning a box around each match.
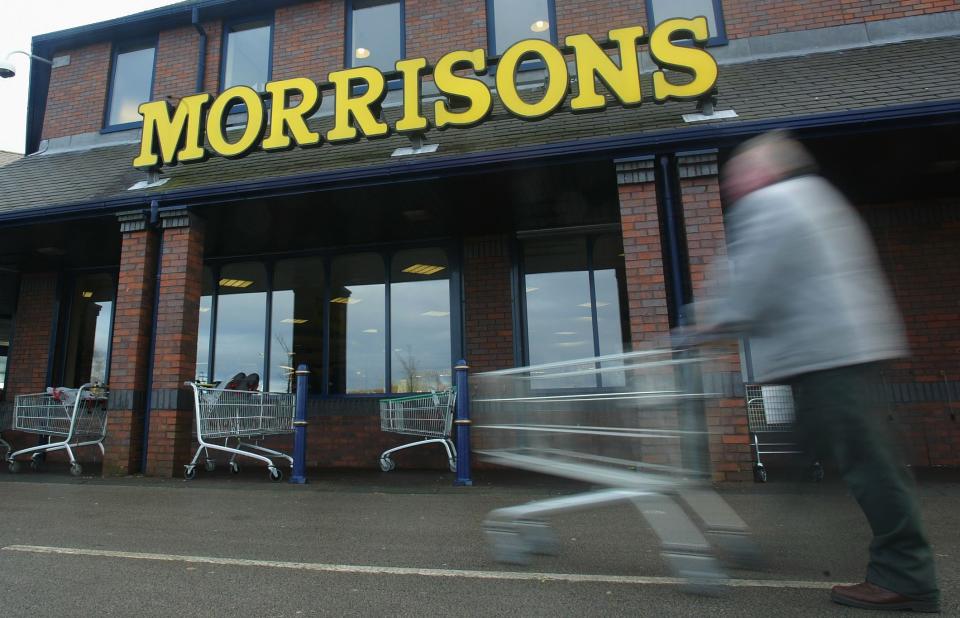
[454,360,473,486]
[290,364,309,484]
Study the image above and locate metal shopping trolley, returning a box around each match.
[7,383,109,476]
[472,348,759,589]
[185,382,295,481]
[378,389,457,472]
[746,384,823,483]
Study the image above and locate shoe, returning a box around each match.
[831,582,940,613]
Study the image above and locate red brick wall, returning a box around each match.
[104,227,159,475]
[145,217,205,477]
[463,236,515,374]
[406,0,486,61]
[6,273,57,398]
[41,42,111,141]
[724,0,960,39]
[868,200,960,467]
[153,26,200,101]
[273,1,343,82]
[617,175,669,347]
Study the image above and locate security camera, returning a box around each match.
[0,61,14,78]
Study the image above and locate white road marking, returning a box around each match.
[3,544,842,590]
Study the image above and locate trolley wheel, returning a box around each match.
[268,467,283,482]
[379,457,395,472]
[229,461,241,475]
[184,466,197,481]
[204,459,217,473]
[810,462,825,483]
[517,521,560,556]
[753,465,768,483]
[69,463,83,477]
[30,458,44,472]
[8,460,20,474]
[448,458,457,473]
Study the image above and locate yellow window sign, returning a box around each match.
[133,17,718,170]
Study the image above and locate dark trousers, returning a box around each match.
[788,362,939,602]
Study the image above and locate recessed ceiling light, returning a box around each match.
[81,291,94,298]
[331,297,362,304]
[363,328,379,333]
[577,302,610,308]
[421,310,450,317]
[525,287,540,293]
[530,19,549,32]
[355,47,371,59]
[554,331,577,336]
[281,318,308,324]
[199,307,210,313]
[402,264,446,275]
[556,340,587,347]
[219,278,254,288]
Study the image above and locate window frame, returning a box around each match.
[218,13,276,94]
[101,37,158,133]
[486,0,558,61]
[344,0,406,92]
[517,232,629,391]
[201,241,461,398]
[644,0,728,47]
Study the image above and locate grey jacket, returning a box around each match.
[699,175,905,382]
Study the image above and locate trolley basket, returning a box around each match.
[745,384,823,483]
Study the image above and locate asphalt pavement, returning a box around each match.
[0,466,956,616]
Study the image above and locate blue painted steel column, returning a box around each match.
[453,360,473,486]
[290,364,309,484]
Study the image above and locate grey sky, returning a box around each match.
[0,1,174,154]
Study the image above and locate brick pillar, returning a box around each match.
[616,157,670,348]
[6,273,58,398]
[145,209,204,477]
[677,151,752,481]
[103,211,159,476]
[463,236,515,373]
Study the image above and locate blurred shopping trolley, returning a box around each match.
[746,384,823,483]
[185,382,295,481]
[378,389,456,472]
[6,383,109,476]
[472,348,759,588]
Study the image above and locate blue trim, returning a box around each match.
[219,13,275,94]
[45,273,64,388]
[263,259,274,392]
[141,234,164,473]
[4,99,959,226]
[383,251,392,394]
[103,36,158,132]
[645,0,728,46]
[207,263,219,381]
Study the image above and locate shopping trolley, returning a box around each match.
[6,383,109,476]
[746,384,823,483]
[185,382,295,481]
[378,389,456,472]
[473,348,759,589]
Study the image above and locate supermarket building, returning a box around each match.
[0,0,958,480]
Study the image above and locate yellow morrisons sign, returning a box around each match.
[133,17,718,170]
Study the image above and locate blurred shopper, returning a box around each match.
[693,131,940,612]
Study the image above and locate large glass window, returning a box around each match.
[195,268,214,383]
[349,0,403,72]
[646,0,727,44]
[488,0,554,56]
[106,41,156,127]
[62,274,116,387]
[222,19,273,91]
[391,249,451,393]
[522,235,629,389]
[271,258,325,394]
[330,253,386,394]
[213,262,267,389]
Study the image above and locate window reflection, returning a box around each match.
[214,262,267,389]
[391,249,451,393]
[524,238,595,389]
[223,20,272,91]
[490,0,553,55]
[63,273,115,387]
[594,235,629,387]
[271,258,325,393]
[649,0,723,40]
[107,42,155,126]
[330,253,385,394]
[196,268,213,383]
[350,0,402,72]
